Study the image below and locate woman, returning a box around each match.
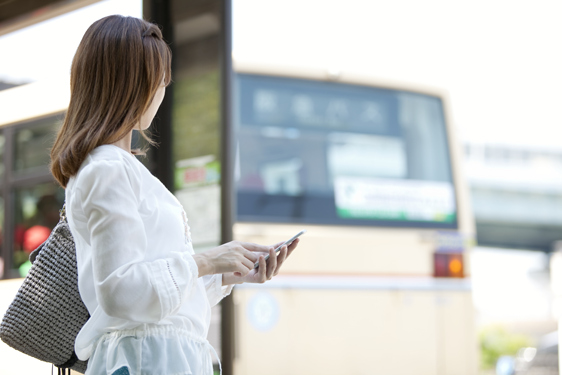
[50,15,298,375]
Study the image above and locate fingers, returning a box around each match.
[235,260,252,277]
[225,239,300,281]
[257,255,267,282]
[271,239,295,277]
[273,245,288,276]
[232,252,255,276]
[242,249,259,263]
[240,256,255,271]
[287,238,299,252]
[271,241,285,250]
[237,241,273,253]
[266,247,278,280]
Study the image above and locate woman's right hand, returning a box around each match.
[192,241,272,278]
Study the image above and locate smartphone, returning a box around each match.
[253,229,306,269]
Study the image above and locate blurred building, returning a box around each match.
[466,142,562,374]
[465,142,562,252]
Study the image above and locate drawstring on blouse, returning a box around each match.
[205,341,222,375]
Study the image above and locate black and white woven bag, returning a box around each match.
[0,206,89,374]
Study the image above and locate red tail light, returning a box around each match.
[434,253,464,278]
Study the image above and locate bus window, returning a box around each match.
[235,74,456,228]
[14,120,60,174]
[9,118,64,277]
[13,183,64,276]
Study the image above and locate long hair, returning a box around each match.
[50,15,171,187]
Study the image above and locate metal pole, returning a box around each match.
[220,0,235,374]
[147,0,174,189]
[2,127,14,279]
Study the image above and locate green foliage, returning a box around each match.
[19,260,32,277]
[479,325,532,369]
[172,70,220,165]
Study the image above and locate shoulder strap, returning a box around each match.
[59,203,67,223]
[30,203,67,264]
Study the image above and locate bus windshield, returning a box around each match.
[235,73,457,228]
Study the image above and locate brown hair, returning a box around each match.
[50,15,171,187]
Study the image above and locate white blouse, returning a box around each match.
[65,145,232,375]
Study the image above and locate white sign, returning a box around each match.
[327,132,407,179]
[334,176,456,223]
[175,184,221,248]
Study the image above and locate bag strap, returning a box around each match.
[29,203,67,264]
[59,203,67,223]
[52,364,72,375]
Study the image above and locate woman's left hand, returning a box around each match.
[222,238,300,285]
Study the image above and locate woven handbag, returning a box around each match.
[0,205,89,374]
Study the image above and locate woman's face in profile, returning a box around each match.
[138,83,166,130]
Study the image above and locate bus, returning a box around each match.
[228,61,477,375]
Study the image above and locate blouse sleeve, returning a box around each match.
[75,159,199,323]
[201,274,234,307]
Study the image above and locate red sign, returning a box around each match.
[183,167,206,184]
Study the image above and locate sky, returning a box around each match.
[232,0,562,149]
[1,0,562,149]
[0,0,141,83]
